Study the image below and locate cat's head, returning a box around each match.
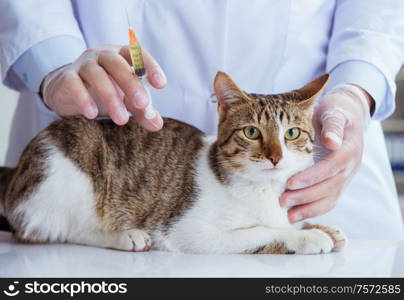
[212,72,329,182]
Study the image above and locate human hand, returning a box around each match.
[40,45,167,131]
[280,84,373,222]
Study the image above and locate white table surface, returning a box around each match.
[0,231,403,277]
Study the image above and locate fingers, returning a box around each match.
[287,152,355,191]
[46,70,98,118]
[79,61,129,125]
[119,46,167,89]
[320,108,347,150]
[124,97,164,131]
[287,157,341,190]
[288,125,360,190]
[287,196,337,223]
[44,45,166,130]
[61,72,98,118]
[118,45,132,65]
[282,173,344,223]
[98,49,150,110]
[117,46,166,129]
[281,172,345,208]
[142,49,167,89]
[283,128,360,222]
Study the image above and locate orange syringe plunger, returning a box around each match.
[127,28,146,77]
[128,28,138,45]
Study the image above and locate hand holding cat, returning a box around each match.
[280,84,373,222]
[40,45,167,131]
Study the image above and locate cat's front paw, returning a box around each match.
[117,229,152,252]
[303,223,347,252]
[288,229,334,254]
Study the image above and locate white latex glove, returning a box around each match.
[41,45,166,130]
[280,83,372,222]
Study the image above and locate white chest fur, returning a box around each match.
[225,179,291,229]
[159,138,293,253]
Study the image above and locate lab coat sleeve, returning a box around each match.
[327,60,387,117]
[0,0,86,92]
[326,0,404,120]
[10,36,86,92]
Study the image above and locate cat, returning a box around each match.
[0,72,346,254]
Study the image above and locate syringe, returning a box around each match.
[127,25,156,120]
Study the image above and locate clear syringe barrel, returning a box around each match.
[128,43,146,77]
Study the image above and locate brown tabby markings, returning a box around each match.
[51,117,204,232]
[244,241,295,254]
[209,142,230,185]
[4,117,204,239]
[3,134,50,234]
[0,167,14,208]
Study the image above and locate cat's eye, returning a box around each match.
[243,126,261,140]
[285,128,301,140]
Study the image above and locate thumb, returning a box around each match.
[320,108,348,151]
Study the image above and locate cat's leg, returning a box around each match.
[192,225,342,254]
[66,228,152,251]
[14,224,152,252]
[243,225,347,254]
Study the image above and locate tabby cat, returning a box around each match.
[0,72,346,254]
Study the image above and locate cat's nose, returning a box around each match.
[269,154,282,166]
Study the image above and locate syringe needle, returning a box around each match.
[125,7,131,28]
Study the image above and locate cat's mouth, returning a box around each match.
[262,167,282,172]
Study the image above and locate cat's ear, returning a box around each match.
[214,71,251,117]
[293,73,330,109]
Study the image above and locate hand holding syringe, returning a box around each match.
[39,15,166,130]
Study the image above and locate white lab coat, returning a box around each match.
[0,0,403,239]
